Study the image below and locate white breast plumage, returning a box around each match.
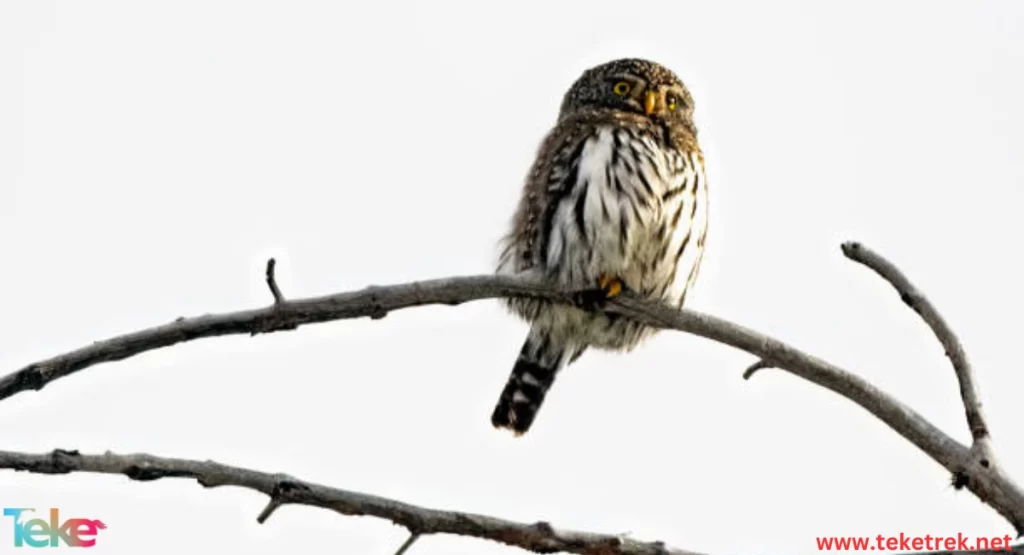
[544,126,707,309]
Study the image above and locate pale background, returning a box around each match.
[2,1,1023,554]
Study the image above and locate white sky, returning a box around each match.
[2,1,1023,554]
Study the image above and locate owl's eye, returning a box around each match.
[667,95,678,111]
[612,81,631,96]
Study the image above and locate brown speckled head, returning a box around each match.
[558,58,696,133]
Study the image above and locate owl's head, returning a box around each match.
[558,58,695,127]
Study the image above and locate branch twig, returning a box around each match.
[0,448,700,555]
[265,258,286,305]
[393,532,421,555]
[742,359,773,380]
[1,247,1022,534]
[841,242,994,464]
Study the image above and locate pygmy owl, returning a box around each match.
[493,58,709,435]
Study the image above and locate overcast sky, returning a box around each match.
[2,1,1023,554]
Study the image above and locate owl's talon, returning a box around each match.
[598,274,624,298]
[574,275,625,311]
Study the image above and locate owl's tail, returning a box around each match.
[491,327,584,435]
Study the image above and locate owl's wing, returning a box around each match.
[498,121,594,276]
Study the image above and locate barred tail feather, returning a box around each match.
[491,329,583,435]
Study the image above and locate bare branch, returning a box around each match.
[265,258,286,305]
[393,532,421,555]
[841,242,994,459]
[0,275,578,403]
[0,448,701,555]
[1,243,1022,533]
[257,497,284,523]
[742,359,773,380]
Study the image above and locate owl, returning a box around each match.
[492,58,709,435]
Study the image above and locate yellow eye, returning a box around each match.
[667,96,678,111]
[612,81,631,96]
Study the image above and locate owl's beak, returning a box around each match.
[645,90,659,116]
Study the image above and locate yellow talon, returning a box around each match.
[598,274,623,297]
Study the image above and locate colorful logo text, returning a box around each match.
[3,508,106,548]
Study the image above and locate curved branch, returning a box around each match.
[0,448,700,555]
[0,274,580,402]
[1,248,1023,533]
[841,242,993,457]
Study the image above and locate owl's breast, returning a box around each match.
[565,126,699,292]
[516,123,706,301]
[496,120,708,344]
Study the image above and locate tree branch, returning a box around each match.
[265,258,286,305]
[841,242,994,461]
[0,274,580,402]
[741,359,773,380]
[393,532,421,555]
[1,245,1023,536]
[0,448,700,555]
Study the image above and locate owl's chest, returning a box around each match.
[575,127,689,237]
[540,125,706,292]
[548,126,705,291]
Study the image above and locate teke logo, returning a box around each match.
[3,508,106,548]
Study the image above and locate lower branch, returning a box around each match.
[0,448,700,555]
